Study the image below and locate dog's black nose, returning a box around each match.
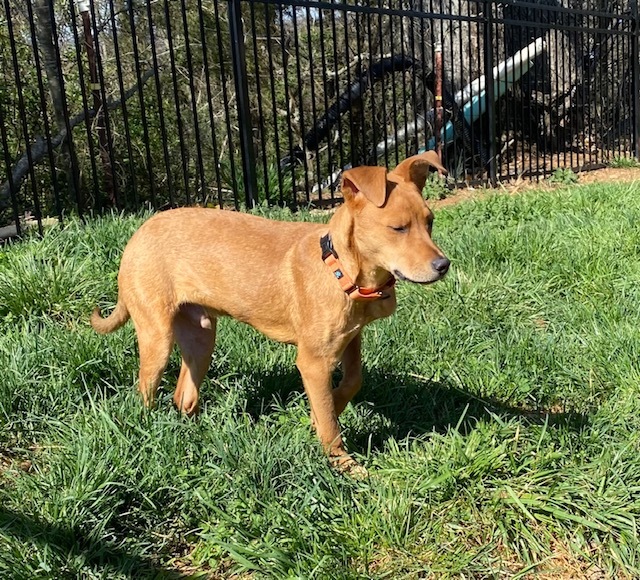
[432,256,450,274]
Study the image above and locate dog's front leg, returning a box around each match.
[296,347,345,458]
[333,333,362,417]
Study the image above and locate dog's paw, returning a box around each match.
[329,454,369,479]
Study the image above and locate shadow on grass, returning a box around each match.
[347,368,589,452]
[239,365,590,454]
[0,507,190,579]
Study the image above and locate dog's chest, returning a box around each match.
[346,293,397,332]
[364,293,397,322]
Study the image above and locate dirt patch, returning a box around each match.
[429,165,640,210]
[574,165,640,185]
[0,446,33,475]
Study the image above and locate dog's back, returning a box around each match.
[111,208,324,342]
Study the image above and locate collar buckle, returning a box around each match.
[321,233,395,301]
[320,233,338,261]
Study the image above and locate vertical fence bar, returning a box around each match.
[5,0,42,234]
[483,0,496,184]
[26,0,63,223]
[354,10,366,165]
[434,43,443,161]
[197,0,224,208]
[318,8,335,202]
[0,99,21,236]
[179,0,207,205]
[398,13,409,160]
[291,9,310,202]
[212,0,240,207]
[376,1,388,166]
[389,13,399,166]
[367,8,377,166]
[558,24,563,169]
[408,11,418,157]
[248,2,270,204]
[583,25,591,170]
[81,0,116,207]
[146,1,174,207]
[127,1,157,209]
[161,0,191,205]
[330,6,346,174]
[68,0,101,211]
[632,0,640,160]
[107,0,138,207]
[263,8,285,205]
[228,0,258,208]
[305,8,322,204]
[47,0,84,217]
[520,15,528,177]
[278,7,297,205]
[343,5,356,168]
[538,15,546,178]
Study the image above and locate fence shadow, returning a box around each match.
[240,364,589,454]
[0,507,189,579]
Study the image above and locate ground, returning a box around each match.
[431,165,640,210]
[2,169,640,577]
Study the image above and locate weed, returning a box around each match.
[547,167,578,185]
[609,155,640,169]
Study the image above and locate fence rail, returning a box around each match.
[1,0,638,234]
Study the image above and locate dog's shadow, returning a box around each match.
[0,507,189,578]
[240,365,589,454]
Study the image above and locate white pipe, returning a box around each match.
[454,37,545,106]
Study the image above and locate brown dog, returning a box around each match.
[91,151,450,470]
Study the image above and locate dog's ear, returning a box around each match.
[390,151,447,192]
[341,166,388,208]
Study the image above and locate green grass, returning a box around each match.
[609,155,640,169]
[2,182,640,577]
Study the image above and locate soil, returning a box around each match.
[430,165,640,210]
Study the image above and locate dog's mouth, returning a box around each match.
[393,269,443,284]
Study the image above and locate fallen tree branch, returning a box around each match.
[0,68,155,210]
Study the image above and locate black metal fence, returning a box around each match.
[1,0,638,234]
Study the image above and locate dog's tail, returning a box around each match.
[90,300,130,334]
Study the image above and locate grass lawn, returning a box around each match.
[2,181,640,578]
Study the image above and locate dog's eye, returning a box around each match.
[390,225,409,233]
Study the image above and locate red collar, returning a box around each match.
[321,233,395,301]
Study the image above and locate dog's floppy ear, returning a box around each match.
[390,151,447,192]
[341,166,388,208]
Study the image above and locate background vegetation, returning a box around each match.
[1,0,636,226]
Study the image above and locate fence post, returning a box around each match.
[483,0,497,185]
[228,0,258,208]
[632,0,640,161]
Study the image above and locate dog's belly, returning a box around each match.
[195,302,298,345]
[246,319,297,344]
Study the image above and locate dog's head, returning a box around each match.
[341,151,450,284]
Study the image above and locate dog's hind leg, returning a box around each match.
[173,306,216,416]
[136,322,174,409]
[333,333,362,417]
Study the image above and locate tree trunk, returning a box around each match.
[33,0,82,208]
